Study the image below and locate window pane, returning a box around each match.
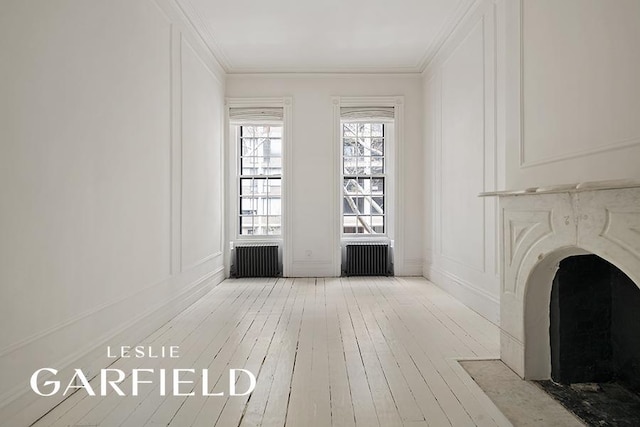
[359,215,372,233]
[343,123,357,137]
[343,197,357,214]
[360,178,370,194]
[358,123,371,136]
[371,215,384,233]
[241,138,255,156]
[357,156,369,174]
[343,178,358,195]
[240,216,253,235]
[253,178,267,196]
[269,138,282,156]
[371,156,384,174]
[266,157,282,175]
[240,178,253,196]
[268,198,281,215]
[240,197,257,215]
[371,178,384,195]
[343,138,356,156]
[372,123,383,137]
[372,196,384,213]
[343,216,358,231]
[267,178,281,196]
[371,138,384,155]
[253,216,268,234]
[343,157,357,174]
[241,126,256,138]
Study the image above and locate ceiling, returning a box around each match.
[178,0,473,74]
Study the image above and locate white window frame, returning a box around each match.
[341,119,392,237]
[225,97,292,274]
[332,96,404,276]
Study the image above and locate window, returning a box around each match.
[238,125,282,236]
[342,122,386,234]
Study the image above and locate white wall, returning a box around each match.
[506,0,640,188]
[422,0,504,324]
[226,75,423,277]
[0,1,226,424]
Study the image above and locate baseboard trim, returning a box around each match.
[0,266,225,427]
[425,264,500,325]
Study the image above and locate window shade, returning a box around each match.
[229,107,283,123]
[340,106,394,121]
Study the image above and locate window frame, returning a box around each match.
[237,124,283,237]
[226,98,292,270]
[341,120,390,236]
[333,96,403,276]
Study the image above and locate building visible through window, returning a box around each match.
[342,122,385,234]
[239,125,282,235]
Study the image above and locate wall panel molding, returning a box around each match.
[423,0,502,323]
[512,0,640,171]
[0,265,224,426]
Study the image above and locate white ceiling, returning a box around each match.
[179,0,473,73]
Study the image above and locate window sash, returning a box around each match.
[341,121,386,235]
[239,124,283,236]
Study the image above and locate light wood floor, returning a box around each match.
[33,277,510,427]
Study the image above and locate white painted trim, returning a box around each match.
[282,97,293,276]
[181,251,223,272]
[418,0,484,72]
[332,96,403,276]
[173,0,232,71]
[509,0,640,168]
[170,25,183,275]
[228,72,424,79]
[0,266,225,426]
[224,97,292,276]
[425,264,500,325]
[153,0,226,83]
[422,0,502,323]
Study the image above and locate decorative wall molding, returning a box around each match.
[153,0,226,83]
[418,0,482,71]
[0,266,225,426]
[182,251,223,272]
[425,264,500,324]
[423,0,502,323]
[512,0,640,168]
[170,25,183,275]
[521,136,640,168]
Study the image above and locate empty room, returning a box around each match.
[1,0,640,426]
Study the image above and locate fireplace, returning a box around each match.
[550,254,640,391]
[481,180,640,381]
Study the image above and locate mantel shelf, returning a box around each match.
[479,179,640,197]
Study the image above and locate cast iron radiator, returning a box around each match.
[345,244,390,276]
[234,244,280,278]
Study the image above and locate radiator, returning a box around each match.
[234,245,280,278]
[345,244,390,276]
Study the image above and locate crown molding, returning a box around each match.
[173,0,232,71]
[172,0,484,76]
[418,0,483,73]
[226,72,423,79]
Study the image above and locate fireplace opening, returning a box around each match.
[550,254,640,391]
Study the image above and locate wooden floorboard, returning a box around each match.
[32,277,508,427]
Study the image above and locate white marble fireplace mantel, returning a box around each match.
[480,180,640,379]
